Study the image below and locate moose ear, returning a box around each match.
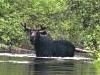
[40,31,47,35]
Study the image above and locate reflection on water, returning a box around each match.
[32,59,96,75]
[33,59,75,75]
[0,56,99,75]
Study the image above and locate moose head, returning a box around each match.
[21,23,47,44]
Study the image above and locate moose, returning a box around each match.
[21,23,75,57]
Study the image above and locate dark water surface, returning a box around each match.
[0,54,99,75]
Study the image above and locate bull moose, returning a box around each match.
[21,23,75,57]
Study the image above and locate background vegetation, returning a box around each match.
[0,0,100,58]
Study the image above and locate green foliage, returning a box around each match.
[0,0,32,46]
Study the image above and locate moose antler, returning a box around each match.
[40,25,47,30]
[21,22,27,28]
[34,25,46,31]
[21,22,31,31]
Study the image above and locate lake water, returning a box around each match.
[0,53,100,75]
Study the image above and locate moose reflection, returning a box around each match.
[29,58,75,75]
[22,23,75,57]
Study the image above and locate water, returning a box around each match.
[0,53,100,75]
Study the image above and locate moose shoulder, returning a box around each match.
[22,23,75,57]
